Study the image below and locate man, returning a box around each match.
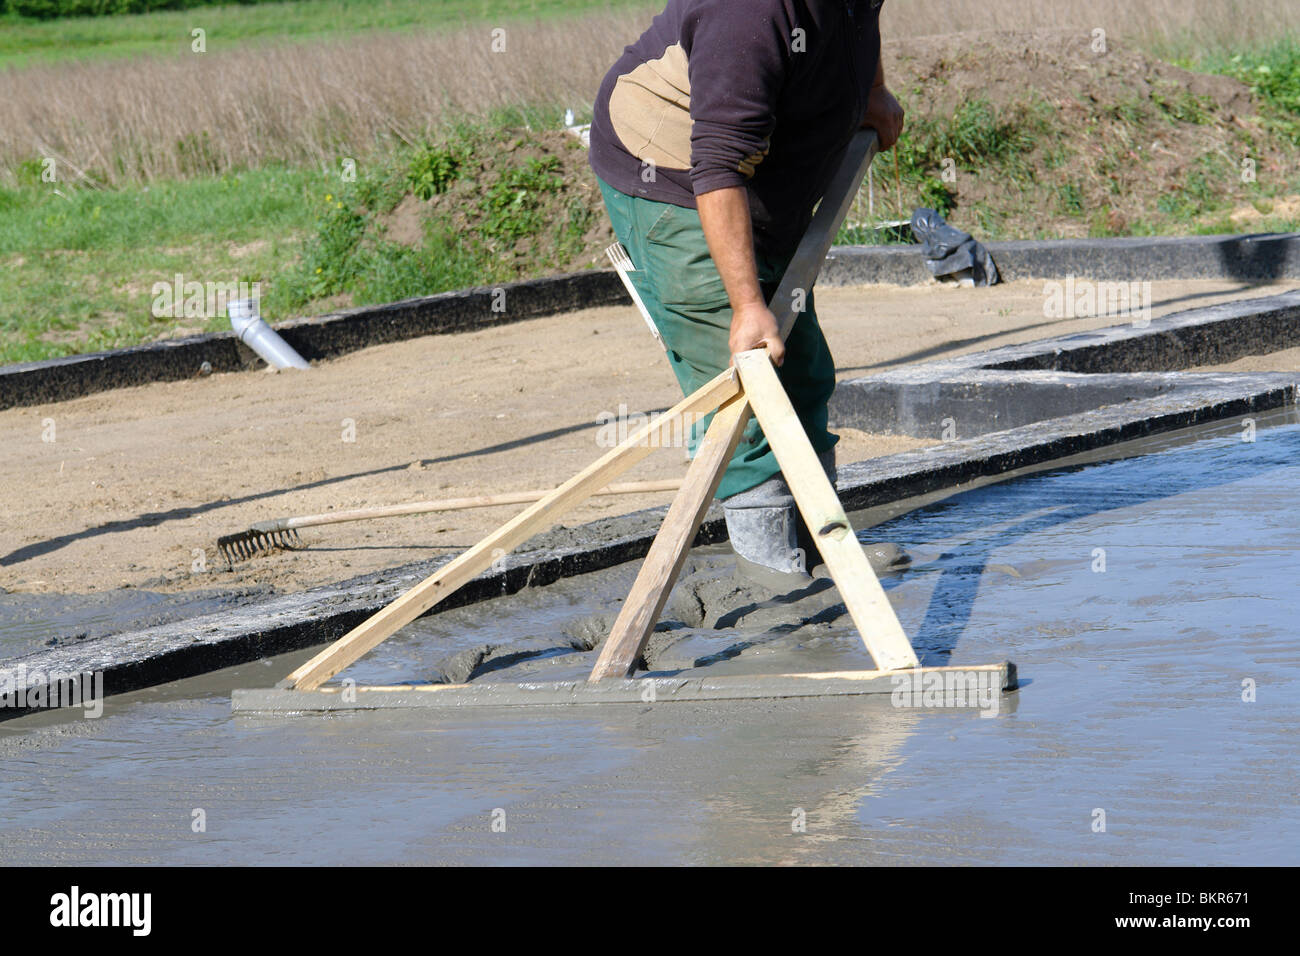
[589,0,905,589]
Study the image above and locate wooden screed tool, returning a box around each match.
[247,129,1013,710]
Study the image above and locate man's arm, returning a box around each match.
[683,1,793,366]
[697,187,785,367]
[700,57,905,369]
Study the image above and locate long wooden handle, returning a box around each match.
[771,129,879,341]
[261,480,683,533]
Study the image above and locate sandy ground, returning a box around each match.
[3,276,1297,596]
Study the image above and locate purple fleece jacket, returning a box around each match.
[589,0,884,257]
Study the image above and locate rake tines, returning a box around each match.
[605,242,663,349]
[605,241,635,273]
[217,526,303,564]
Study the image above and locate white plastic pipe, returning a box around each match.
[228,298,309,370]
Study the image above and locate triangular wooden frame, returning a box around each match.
[279,356,918,692]
[275,129,930,693]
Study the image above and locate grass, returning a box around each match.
[0,165,323,363]
[0,8,646,185]
[0,0,654,69]
[1208,42,1300,144]
[0,119,602,365]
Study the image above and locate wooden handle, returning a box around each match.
[771,129,879,341]
[274,479,683,532]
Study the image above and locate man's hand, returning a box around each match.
[862,84,904,150]
[862,59,904,150]
[728,301,785,366]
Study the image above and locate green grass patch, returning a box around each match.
[0,165,323,364]
[0,0,653,69]
[1178,36,1300,144]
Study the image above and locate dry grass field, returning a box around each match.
[0,0,1292,187]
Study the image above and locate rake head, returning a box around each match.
[217,526,303,564]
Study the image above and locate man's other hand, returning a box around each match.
[729,301,785,367]
[862,84,904,150]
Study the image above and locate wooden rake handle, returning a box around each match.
[257,480,684,533]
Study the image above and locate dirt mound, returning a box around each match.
[413,127,613,273]
[285,29,1295,319]
[881,30,1288,238]
[891,30,1254,119]
[275,126,615,315]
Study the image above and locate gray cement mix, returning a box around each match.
[0,586,271,660]
[1,410,1296,864]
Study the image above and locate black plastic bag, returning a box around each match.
[910,207,1000,286]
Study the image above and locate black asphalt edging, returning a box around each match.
[0,270,624,411]
[6,233,1299,412]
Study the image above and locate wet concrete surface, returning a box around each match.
[1,410,1297,864]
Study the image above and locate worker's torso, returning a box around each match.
[589,0,883,257]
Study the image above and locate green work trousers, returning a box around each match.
[597,178,839,500]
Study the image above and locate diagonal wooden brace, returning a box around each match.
[587,392,753,681]
[281,368,740,691]
[733,349,919,671]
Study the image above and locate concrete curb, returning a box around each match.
[6,233,1298,411]
[829,290,1300,440]
[821,232,1300,287]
